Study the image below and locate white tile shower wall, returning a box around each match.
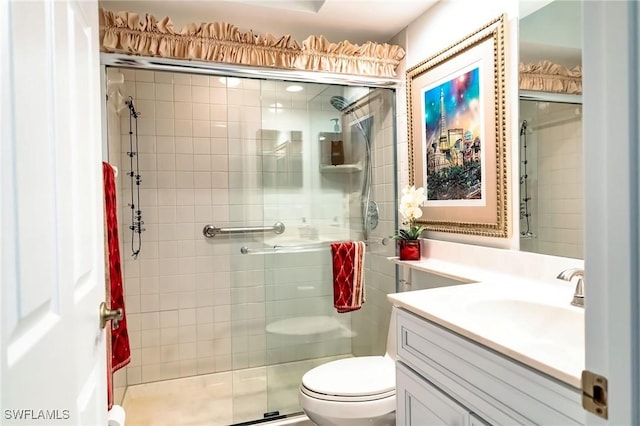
[352,90,398,357]
[258,86,398,361]
[519,101,583,258]
[118,69,239,385]
[263,250,352,364]
[257,81,355,365]
[260,80,347,239]
[115,69,382,387]
[519,100,540,254]
[534,103,583,258]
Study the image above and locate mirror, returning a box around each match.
[518,0,583,259]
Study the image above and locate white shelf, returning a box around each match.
[319,163,362,173]
[387,256,479,283]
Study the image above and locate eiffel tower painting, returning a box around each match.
[406,15,507,237]
[423,66,482,201]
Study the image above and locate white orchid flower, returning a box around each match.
[410,206,423,219]
[399,185,426,221]
[394,185,427,240]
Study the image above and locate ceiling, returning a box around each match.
[99,0,439,45]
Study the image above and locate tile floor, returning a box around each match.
[122,355,346,425]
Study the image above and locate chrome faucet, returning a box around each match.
[556,268,584,307]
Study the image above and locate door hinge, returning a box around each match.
[581,370,608,419]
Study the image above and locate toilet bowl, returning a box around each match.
[298,308,397,426]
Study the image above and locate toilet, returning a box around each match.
[298,307,397,426]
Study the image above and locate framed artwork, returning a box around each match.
[407,15,508,237]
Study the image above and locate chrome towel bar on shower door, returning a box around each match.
[240,237,389,254]
[202,222,285,238]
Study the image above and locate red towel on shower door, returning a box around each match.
[103,162,131,409]
[331,241,366,313]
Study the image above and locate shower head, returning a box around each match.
[520,120,527,135]
[330,96,351,113]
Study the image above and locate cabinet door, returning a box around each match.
[397,362,470,426]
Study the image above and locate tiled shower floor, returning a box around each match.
[122,356,344,425]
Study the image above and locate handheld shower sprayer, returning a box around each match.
[329,95,378,238]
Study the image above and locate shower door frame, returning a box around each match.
[100,52,401,424]
[101,54,400,89]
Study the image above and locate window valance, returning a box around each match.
[99,9,406,78]
[519,60,582,95]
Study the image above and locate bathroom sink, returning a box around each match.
[466,299,584,350]
[388,280,586,387]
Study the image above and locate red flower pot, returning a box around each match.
[398,239,421,261]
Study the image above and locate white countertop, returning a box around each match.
[388,276,585,389]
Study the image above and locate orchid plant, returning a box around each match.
[392,185,427,240]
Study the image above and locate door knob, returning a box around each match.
[99,302,124,330]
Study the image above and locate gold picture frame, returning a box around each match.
[407,15,508,237]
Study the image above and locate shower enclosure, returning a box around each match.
[519,92,583,259]
[104,60,398,425]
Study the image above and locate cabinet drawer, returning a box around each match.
[396,308,584,425]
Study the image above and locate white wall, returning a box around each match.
[394,0,583,276]
[116,68,238,385]
[398,0,520,250]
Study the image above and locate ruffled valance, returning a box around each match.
[519,60,582,94]
[99,8,406,78]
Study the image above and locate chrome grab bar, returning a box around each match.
[202,222,285,238]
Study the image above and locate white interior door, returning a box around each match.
[583,1,640,425]
[1,1,107,425]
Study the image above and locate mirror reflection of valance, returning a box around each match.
[519,60,582,94]
[99,9,406,78]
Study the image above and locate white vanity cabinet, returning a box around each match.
[395,308,585,425]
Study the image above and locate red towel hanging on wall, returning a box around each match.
[331,241,366,313]
[103,162,131,409]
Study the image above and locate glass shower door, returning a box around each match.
[259,83,397,418]
[228,78,396,423]
[258,81,357,418]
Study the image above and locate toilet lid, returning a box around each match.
[301,356,395,397]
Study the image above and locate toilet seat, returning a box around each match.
[300,385,395,402]
[301,356,395,402]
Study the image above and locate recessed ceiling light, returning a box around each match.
[270,103,283,108]
[285,85,303,92]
